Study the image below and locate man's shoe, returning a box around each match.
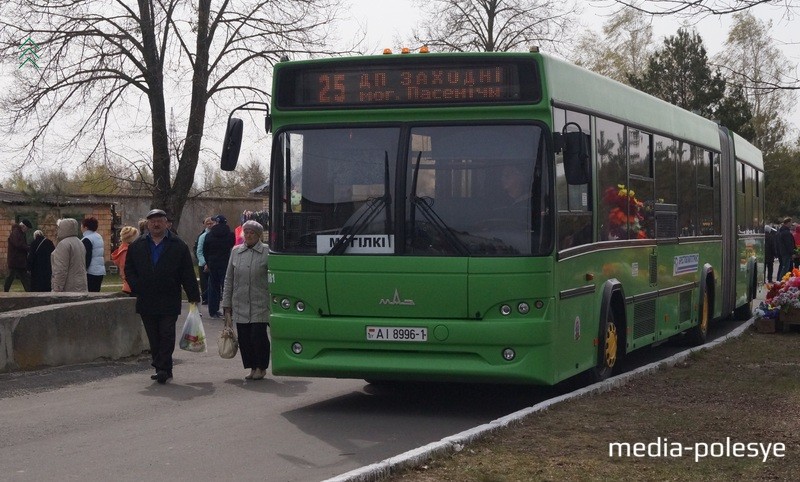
[245,369,256,380]
[156,370,169,384]
[252,368,266,380]
[150,374,158,380]
[209,312,222,318]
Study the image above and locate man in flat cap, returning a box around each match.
[125,209,201,384]
[4,218,32,292]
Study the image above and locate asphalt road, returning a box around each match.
[0,301,752,482]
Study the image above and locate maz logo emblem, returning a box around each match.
[379,289,415,306]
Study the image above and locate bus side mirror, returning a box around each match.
[559,122,590,185]
[220,117,244,171]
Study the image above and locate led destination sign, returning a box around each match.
[277,59,539,108]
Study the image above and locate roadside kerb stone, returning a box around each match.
[324,319,755,482]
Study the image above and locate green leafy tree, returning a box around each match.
[764,138,800,221]
[715,84,756,140]
[628,28,725,118]
[234,157,269,196]
[0,0,348,230]
[573,7,654,83]
[411,0,579,53]
[715,11,795,155]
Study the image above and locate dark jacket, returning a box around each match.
[203,223,235,271]
[777,225,795,258]
[27,236,54,292]
[7,224,29,270]
[765,228,776,261]
[125,232,201,315]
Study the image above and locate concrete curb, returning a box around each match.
[0,297,148,372]
[324,318,755,482]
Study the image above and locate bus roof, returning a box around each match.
[731,131,763,169]
[539,53,722,151]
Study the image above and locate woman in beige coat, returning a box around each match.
[222,220,270,380]
[51,218,88,292]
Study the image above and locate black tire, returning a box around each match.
[733,271,756,320]
[588,309,619,383]
[688,290,710,345]
[733,300,753,320]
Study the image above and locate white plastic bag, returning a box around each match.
[179,303,207,352]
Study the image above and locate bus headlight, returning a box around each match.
[292,342,303,354]
[500,304,512,315]
[518,302,530,314]
[280,298,291,309]
[296,301,305,312]
[502,348,516,361]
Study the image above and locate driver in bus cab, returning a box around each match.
[500,165,531,208]
[475,165,533,234]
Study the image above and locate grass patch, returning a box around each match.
[3,272,124,293]
[389,330,800,482]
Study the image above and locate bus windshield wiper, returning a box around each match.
[409,151,469,256]
[328,151,392,255]
[410,196,470,256]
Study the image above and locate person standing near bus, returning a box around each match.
[125,209,201,384]
[765,224,777,283]
[791,225,800,270]
[222,220,271,380]
[777,217,795,279]
[194,216,214,305]
[203,214,235,318]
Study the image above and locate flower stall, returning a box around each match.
[756,268,800,332]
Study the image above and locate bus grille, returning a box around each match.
[633,300,656,339]
[680,291,692,322]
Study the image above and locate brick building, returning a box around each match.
[1,189,269,277]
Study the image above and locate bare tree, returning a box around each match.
[0,0,349,229]
[605,0,796,17]
[411,0,579,53]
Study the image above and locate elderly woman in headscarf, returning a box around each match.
[51,218,88,292]
[221,220,270,380]
[111,226,139,294]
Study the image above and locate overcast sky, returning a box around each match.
[345,0,799,131]
[1,1,797,179]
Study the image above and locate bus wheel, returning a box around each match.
[688,290,710,345]
[590,311,618,382]
[733,274,755,320]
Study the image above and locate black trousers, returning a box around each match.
[87,274,104,292]
[765,257,775,282]
[3,268,30,292]
[141,314,179,372]
[236,323,270,370]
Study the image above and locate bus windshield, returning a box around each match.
[272,124,552,256]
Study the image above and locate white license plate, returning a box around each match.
[366,326,428,342]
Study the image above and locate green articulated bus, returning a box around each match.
[221,49,763,385]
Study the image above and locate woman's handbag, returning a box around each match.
[218,312,238,359]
